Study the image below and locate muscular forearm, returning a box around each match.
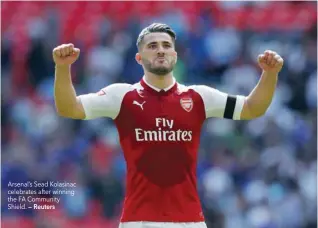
[54,65,78,116]
[240,50,283,120]
[245,70,278,117]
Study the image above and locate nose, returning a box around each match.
[157,45,165,56]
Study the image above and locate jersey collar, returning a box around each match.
[141,76,177,93]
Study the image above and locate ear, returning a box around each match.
[173,51,178,62]
[135,53,142,65]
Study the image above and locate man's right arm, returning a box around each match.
[53,43,85,119]
[54,65,85,119]
[53,43,132,120]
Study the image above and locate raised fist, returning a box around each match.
[258,50,284,74]
[53,43,80,66]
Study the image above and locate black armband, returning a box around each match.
[223,95,237,119]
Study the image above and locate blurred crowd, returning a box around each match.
[1,1,317,228]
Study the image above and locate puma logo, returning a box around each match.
[133,100,146,110]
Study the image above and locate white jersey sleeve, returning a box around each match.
[78,83,133,120]
[190,85,245,120]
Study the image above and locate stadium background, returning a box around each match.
[1,1,317,228]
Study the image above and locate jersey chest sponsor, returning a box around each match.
[134,118,192,142]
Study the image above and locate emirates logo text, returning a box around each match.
[135,118,192,142]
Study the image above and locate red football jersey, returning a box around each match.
[79,77,245,223]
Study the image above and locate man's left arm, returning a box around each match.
[241,50,284,120]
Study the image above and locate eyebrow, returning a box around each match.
[147,41,172,46]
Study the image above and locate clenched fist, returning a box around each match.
[53,43,80,66]
[258,50,284,74]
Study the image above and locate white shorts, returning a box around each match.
[119,222,207,228]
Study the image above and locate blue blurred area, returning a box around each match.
[1,1,317,228]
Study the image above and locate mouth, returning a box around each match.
[156,57,167,63]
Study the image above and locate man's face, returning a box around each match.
[137,32,177,76]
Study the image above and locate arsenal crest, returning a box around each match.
[180,98,193,112]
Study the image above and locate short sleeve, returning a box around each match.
[78,83,132,120]
[190,85,245,120]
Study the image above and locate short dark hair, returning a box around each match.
[136,23,176,49]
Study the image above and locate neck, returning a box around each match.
[144,71,174,90]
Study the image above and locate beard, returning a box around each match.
[142,58,176,76]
